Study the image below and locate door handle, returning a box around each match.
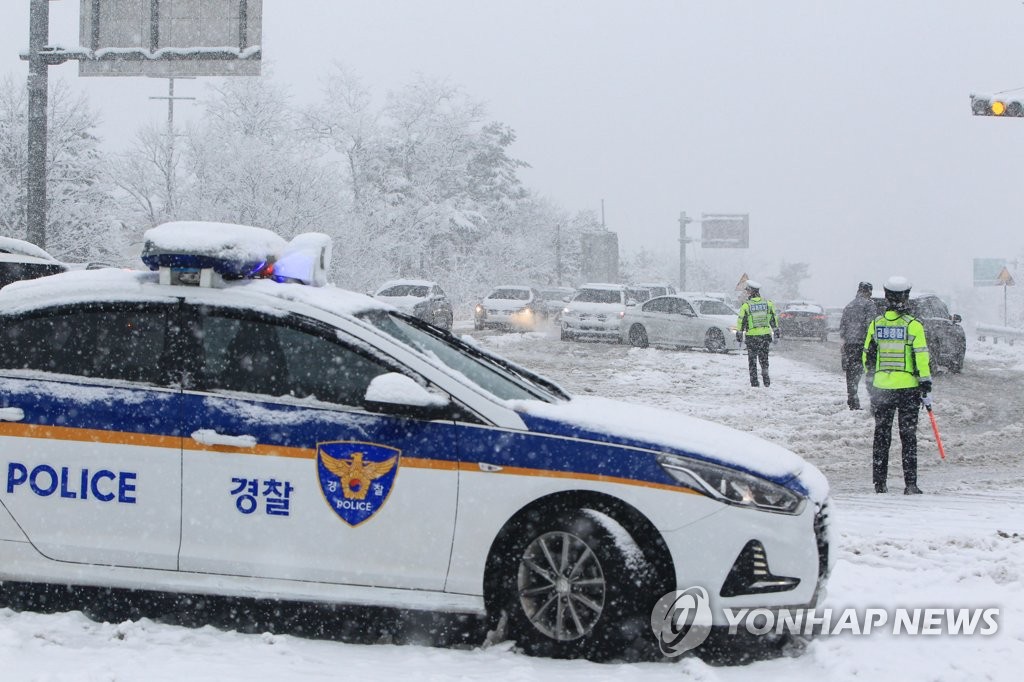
[0,407,25,422]
[191,429,258,449]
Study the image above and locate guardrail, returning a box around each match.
[976,322,1024,346]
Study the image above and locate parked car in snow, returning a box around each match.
[778,301,829,342]
[871,294,966,373]
[0,222,831,660]
[0,237,67,289]
[537,286,575,320]
[474,285,543,331]
[373,279,453,330]
[636,282,677,298]
[621,295,737,353]
[559,283,630,341]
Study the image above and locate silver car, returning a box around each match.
[621,295,738,353]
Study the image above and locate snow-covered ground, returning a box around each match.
[2,327,1022,681]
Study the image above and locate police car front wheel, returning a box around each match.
[497,510,648,659]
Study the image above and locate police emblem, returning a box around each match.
[316,441,400,526]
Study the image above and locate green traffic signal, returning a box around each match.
[971,94,1024,117]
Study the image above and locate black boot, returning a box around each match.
[904,484,923,495]
[763,375,770,388]
[874,482,887,493]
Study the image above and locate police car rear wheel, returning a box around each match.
[502,511,640,659]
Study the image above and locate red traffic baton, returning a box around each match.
[924,403,947,460]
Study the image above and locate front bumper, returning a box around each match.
[561,315,621,336]
[660,497,830,623]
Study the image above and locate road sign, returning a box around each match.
[701,214,749,248]
[973,258,1008,287]
[735,273,749,291]
[79,0,262,77]
[997,267,1015,286]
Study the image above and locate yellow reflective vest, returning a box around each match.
[862,311,931,389]
[737,297,778,336]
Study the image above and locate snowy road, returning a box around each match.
[1,324,1022,680]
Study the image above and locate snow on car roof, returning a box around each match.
[0,236,59,262]
[143,221,288,265]
[784,303,823,312]
[376,279,436,291]
[0,263,386,320]
[578,283,625,290]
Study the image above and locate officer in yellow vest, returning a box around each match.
[862,276,931,495]
[736,280,780,387]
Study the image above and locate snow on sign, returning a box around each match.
[78,0,262,77]
[973,257,1009,287]
[701,213,749,248]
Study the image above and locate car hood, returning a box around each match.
[510,395,829,503]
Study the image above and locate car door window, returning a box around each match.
[187,308,390,406]
[0,303,175,385]
[677,300,697,316]
[642,298,668,313]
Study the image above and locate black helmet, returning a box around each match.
[857,281,873,294]
[883,276,911,312]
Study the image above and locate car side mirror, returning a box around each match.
[951,314,962,324]
[364,373,451,419]
[626,299,637,307]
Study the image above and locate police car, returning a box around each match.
[0,222,831,659]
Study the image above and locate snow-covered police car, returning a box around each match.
[0,222,831,659]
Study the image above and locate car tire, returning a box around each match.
[704,328,727,353]
[441,312,453,331]
[628,324,649,348]
[929,339,941,372]
[560,327,574,342]
[494,510,649,660]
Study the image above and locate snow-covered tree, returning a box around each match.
[0,75,128,263]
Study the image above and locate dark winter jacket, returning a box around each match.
[839,295,877,345]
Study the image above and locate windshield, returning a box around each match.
[697,300,735,315]
[356,310,564,403]
[377,284,428,298]
[573,288,623,304]
[488,288,530,301]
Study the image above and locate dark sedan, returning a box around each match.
[778,301,828,342]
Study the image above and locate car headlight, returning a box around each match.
[475,304,483,314]
[562,307,573,315]
[657,454,805,515]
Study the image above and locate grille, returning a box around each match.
[814,500,831,581]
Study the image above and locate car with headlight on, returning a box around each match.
[537,286,575,321]
[373,279,453,330]
[560,283,632,342]
[474,285,543,331]
[0,222,830,661]
[621,295,738,353]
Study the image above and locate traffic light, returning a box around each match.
[971,94,1024,117]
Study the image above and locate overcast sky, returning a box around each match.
[3,1,1024,307]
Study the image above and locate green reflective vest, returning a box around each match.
[737,297,778,336]
[862,311,931,389]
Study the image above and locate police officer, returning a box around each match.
[839,281,876,410]
[862,276,931,495]
[736,280,780,387]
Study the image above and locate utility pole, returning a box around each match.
[149,78,195,216]
[554,220,563,286]
[26,0,50,248]
[678,211,692,291]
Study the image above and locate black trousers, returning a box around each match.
[745,335,771,385]
[871,387,920,487]
[841,343,864,408]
